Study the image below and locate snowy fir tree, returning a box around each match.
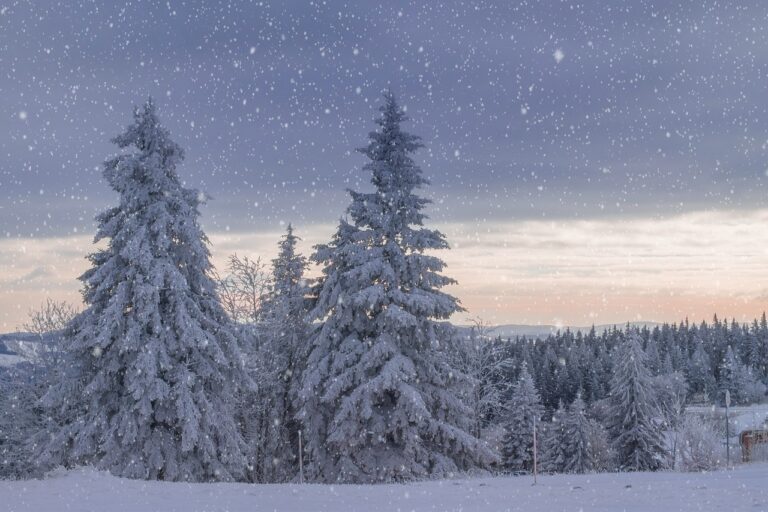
[539,401,568,473]
[746,314,768,376]
[644,337,662,376]
[561,394,608,474]
[297,92,493,483]
[607,332,666,472]
[540,394,610,474]
[719,345,765,405]
[686,339,716,401]
[248,224,310,482]
[718,345,742,403]
[539,345,561,409]
[39,99,250,482]
[501,364,544,471]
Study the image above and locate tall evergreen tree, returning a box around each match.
[539,345,560,409]
[253,224,310,482]
[759,313,768,380]
[746,320,763,375]
[501,364,544,471]
[687,339,715,400]
[607,332,666,471]
[720,345,765,405]
[298,92,492,483]
[645,337,662,376]
[40,100,249,482]
[541,394,607,474]
[561,394,609,474]
[539,400,567,473]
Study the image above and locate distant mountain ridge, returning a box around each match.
[0,332,47,367]
[0,322,664,353]
[0,331,54,358]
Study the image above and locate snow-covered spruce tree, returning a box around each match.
[540,395,609,474]
[607,332,666,471]
[501,363,544,472]
[749,313,768,380]
[298,92,494,483]
[561,394,609,474]
[644,337,662,376]
[720,345,766,405]
[251,224,310,482]
[539,401,567,473]
[40,99,250,482]
[687,339,716,401]
[745,320,766,378]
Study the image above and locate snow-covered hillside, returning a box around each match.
[688,403,768,432]
[0,332,50,361]
[2,463,767,512]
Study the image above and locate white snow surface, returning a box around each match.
[3,464,768,512]
[689,403,768,432]
[0,354,24,367]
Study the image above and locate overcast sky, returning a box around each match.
[2,1,768,329]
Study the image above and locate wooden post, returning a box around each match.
[298,429,304,484]
[532,415,538,485]
[725,390,730,467]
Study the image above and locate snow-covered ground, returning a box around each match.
[707,403,768,432]
[0,353,24,367]
[3,463,768,512]
[686,403,768,462]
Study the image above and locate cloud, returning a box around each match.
[7,265,58,286]
[436,209,768,325]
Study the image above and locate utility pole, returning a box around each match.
[298,429,304,484]
[725,390,731,467]
[532,415,538,485]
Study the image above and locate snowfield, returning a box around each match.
[688,403,768,432]
[3,464,768,512]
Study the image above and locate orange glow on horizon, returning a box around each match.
[1,208,766,331]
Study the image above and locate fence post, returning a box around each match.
[298,429,304,484]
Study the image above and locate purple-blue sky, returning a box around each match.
[2,1,768,328]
